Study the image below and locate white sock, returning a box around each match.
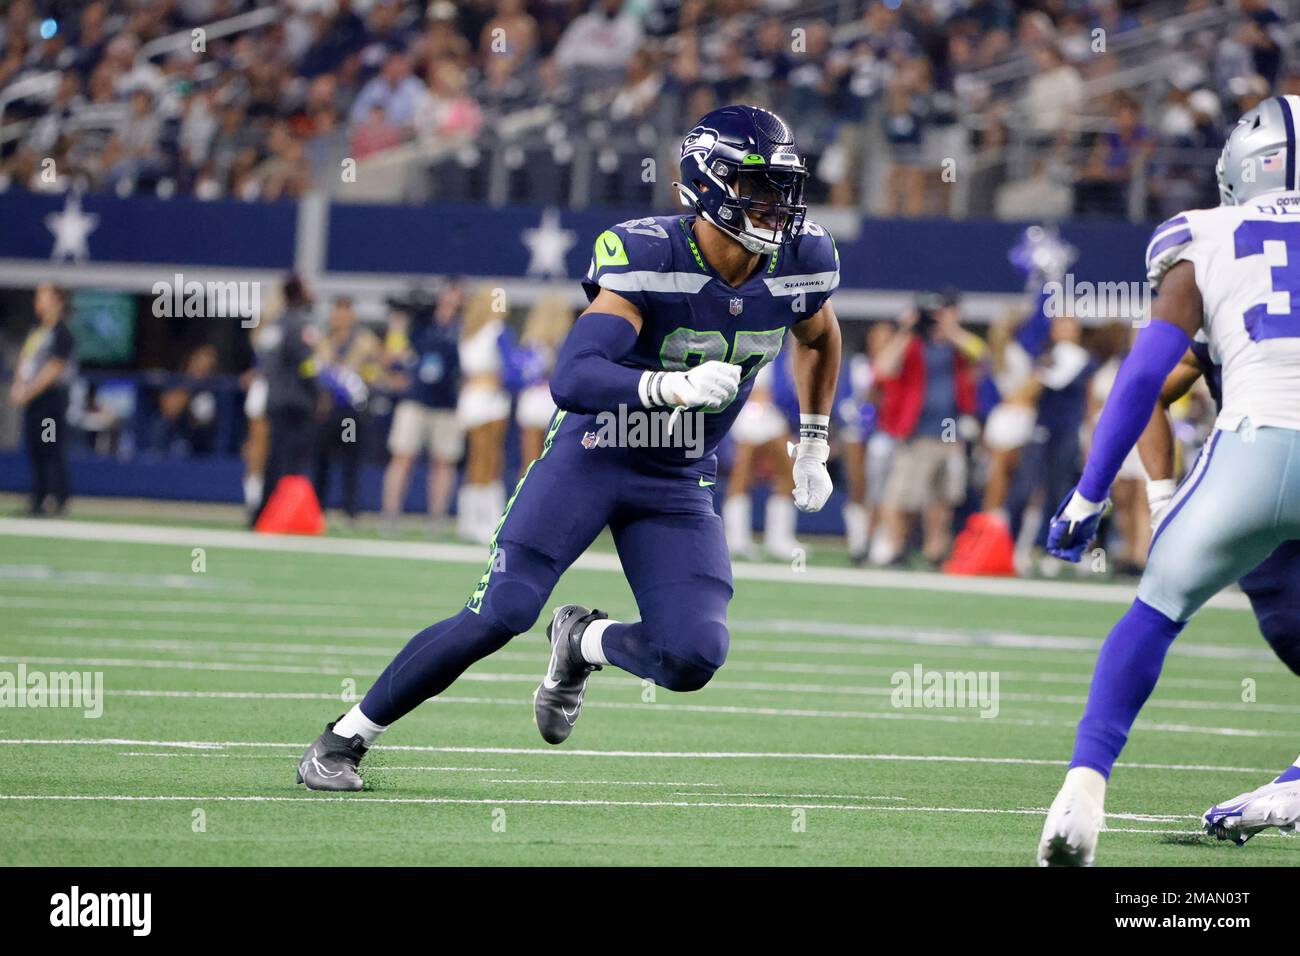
[868,532,895,566]
[481,481,505,538]
[1063,766,1107,808]
[580,618,613,666]
[764,495,798,556]
[843,501,868,556]
[722,494,754,554]
[333,704,388,747]
[243,474,263,510]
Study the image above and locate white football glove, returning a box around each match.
[787,436,832,513]
[641,361,740,411]
[1146,478,1176,526]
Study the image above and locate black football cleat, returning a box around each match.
[295,717,368,791]
[533,605,607,745]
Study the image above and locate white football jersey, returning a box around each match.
[1147,190,1300,431]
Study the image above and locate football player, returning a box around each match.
[297,105,841,790]
[1138,338,1300,845]
[1037,94,1300,865]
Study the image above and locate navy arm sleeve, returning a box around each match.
[549,311,643,414]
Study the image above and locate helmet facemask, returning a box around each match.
[680,156,808,256]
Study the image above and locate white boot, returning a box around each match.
[843,501,868,561]
[455,484,479,542]
[723,494,755,558]
[479,481,506,544]
[1037,767,1106,866]
[764,495,801,560]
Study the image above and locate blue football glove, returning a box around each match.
[1046,489,1110,562]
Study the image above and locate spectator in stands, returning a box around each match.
[10,284,76,517]
[1074,93,1154,218]
[348,50,426,132]
[1237,0,1287,88]
[1022,45,1083,141]
[350,103,403,160]
[872,295,984,567]
[381,285,464,533]
[880,60,928,218]
[104,89,165,192]
[553,0,644,79]
[414,61,482,144]
[478,0,539,68]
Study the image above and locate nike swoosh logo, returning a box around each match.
[699,477,716,487]
[603,240,617,257]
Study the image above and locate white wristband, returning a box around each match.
[1146,478,1176,510]
[799,413,830,443]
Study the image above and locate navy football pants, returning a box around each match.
[361,413,733,726]
[1241,539,1300,676]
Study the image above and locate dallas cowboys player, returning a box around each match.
[1138,338,1300,845]
[1037,94,1300,865]
[296,105,842,790]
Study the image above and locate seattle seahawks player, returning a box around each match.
[1138,339,1300,845]
[297,105,841,790]
[1037,94,1300,865]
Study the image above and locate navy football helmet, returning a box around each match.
[675,105,808,255]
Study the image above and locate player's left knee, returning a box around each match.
[652,620,729,692]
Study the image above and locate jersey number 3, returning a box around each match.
[1234,220,1300,341]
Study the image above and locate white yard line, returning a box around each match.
[7,653,1291,716]
[3,672,1287,735]
[0,517,1253,609]
[0,736,1280,774]
[0,791,1274,839]
[16,634,1264,691]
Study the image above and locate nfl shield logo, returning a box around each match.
[729,297,744,316]
[581,431,599,449]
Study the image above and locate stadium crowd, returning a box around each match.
[0,0,1293,217]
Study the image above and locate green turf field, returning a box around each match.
[1,519,1296,867]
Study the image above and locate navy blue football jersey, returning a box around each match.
[577,214,839,466]
[1189,333,1224,409]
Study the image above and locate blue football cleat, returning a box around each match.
[1204,780,1300,845]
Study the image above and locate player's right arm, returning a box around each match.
[550,227,739,414]
[1136,349,1202,520]
[1136,350,1201,482]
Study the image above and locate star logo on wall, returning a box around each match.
[521,207,575,278]
[46,192,99,262]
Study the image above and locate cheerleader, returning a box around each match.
[513,293,573,467]
[722,341,801,560]
[455,287,513,544]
